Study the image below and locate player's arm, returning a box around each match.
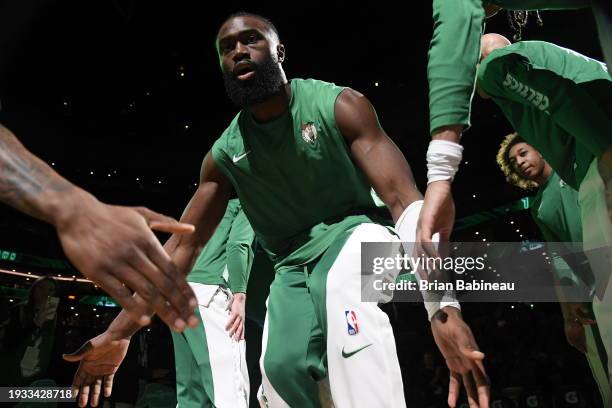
[335,88,422,221]
[225,207,255,340]
[336,89,489,408]
[101,151,233,340]
[336,89,457,310]
[0,123,198,330]
[226,208,255,294]
[419,0,488,263]
[64,152,233,407]
[428,0,485,139]
[478,53,611,161]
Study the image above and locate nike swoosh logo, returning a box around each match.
[232,151,251,163]
[341,343,373,358]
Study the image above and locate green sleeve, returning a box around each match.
[226,208,255,293]
[531,211,589,299]
[478,52,611,159]
[428,0,485,133]
[531,209,562,243]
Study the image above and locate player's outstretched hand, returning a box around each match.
[431,307,490,408]
[56,195,198,332]
[63,331,130,407]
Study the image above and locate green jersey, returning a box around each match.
[477,41,611,188]
[531,172,582,242]
[187,199,255,293]
[428,0,591,134]
[531,171,594,294]
[212,79,385,271]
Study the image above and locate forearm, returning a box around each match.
[0,123,95,226]
[428,0,484,134]
[104,175,231,338]
[431,125,463,143]
[353,136,422,222]
[226,244,252,293]
[106,299,148,339]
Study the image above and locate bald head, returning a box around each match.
[480,33,511,61]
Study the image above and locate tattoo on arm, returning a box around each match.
[0,124,73,219]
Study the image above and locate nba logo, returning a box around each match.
[345,310,359,335]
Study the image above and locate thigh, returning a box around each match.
[261,269,324,407]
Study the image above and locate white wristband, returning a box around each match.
[394,201,461,321]
[426,140,464,184]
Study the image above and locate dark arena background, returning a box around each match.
[0,1,607,407]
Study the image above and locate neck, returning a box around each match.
[534,163,553,186]
[248,81,291,123]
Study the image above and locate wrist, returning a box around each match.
[426,140,463,184]
[431,125,463,143]
[48,187,99,229]
[233,292,246,302]
[431,305,462,323]
[107,309,148,340]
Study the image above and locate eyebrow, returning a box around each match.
[218,28,264,47]
[508,148,527,162]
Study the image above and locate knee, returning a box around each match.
[262,352,305,381]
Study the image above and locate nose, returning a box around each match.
[232,41,250,63]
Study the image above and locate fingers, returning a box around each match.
[462,372,480,408]
[236,320,245,341]
[104,374,115,398]
[128,251,197,331]
[579,318,596,326]
[470,359,491,408]
[417,228,440,260]
[448,372,461,408]
[71,367,88,397]
[460,345,485,361]
[79,382,90,408]
[94,272,151,326]
[90,378,102,407]
[228,314,242,339]
[574,306,596,325]
[144,237,199,329]
[454,324,485,362]
[134,207,195,234]
[226,312,238,331]
[112,264,186,331]
[63,340,94,362]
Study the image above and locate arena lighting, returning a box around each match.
[0,268,91,283]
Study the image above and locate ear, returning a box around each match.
[277,44,285,63]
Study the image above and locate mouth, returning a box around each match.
[233,62,256,81]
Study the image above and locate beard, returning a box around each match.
[223,56,284,108]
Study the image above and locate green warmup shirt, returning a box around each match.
[477,40,611,189]
[531,172,582,243]
[428,0,600,134]
[187,199,255,293]
[211,79,386,272]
